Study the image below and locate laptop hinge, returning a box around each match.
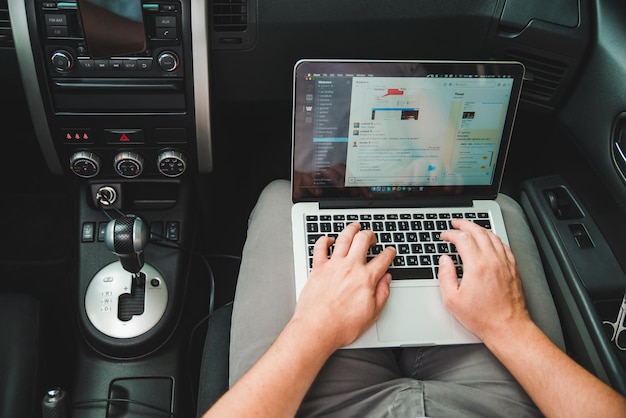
[319,198,474,210]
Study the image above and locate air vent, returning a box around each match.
[0,0,13,48]
[212,0,248,32]
[505,50,567,105]
[211,0,257,50]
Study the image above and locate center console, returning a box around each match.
[8,0,211,415]
[71,178,196,416]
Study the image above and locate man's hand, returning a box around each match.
[292,222,396,350]
[438,219,531,343]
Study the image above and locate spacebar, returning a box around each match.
[387,267,434,280]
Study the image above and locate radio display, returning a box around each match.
[77,0,147,58]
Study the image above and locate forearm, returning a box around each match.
[203,318,336,418]
[485,320,626,418]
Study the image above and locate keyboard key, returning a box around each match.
[307,234,323,244]
[388,267,434,280]
[473,219,491,229]
[434,266,464,279]
[393,256,406,266]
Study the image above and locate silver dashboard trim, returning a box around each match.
[8,0,63,174]
[191,0,213,173]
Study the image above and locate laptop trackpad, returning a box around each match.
[377,286,454,342]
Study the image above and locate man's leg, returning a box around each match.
[497,193,564,349]
[229,179,296,386]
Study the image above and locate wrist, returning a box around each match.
[283,316,341,359]
[481,316,542,358]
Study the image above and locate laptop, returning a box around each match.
[290,59,525,348]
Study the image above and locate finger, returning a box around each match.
[503,242,516,265]
[346,229,377,260]
[331,222,361,258]
[443,219,495,260]
[451,219,495,247]
[312,235,335,267]
[474,224,514,269]
[373,273,392,313]
[502,243,519,277]
[441,226,482,263]
[437,254,459,300]
[366,246,397,280]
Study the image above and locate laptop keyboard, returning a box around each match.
[305,210,492,280]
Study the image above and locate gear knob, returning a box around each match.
[104,215,149,274]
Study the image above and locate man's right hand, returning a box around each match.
[438,219,532,343]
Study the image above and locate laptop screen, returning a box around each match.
[292,60,525,203]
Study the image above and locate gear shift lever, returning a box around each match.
[104,215,149,274]
[86,213,168,337]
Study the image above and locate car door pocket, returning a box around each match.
[521,175,626,394]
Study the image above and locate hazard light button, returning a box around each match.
[104,129,145,144]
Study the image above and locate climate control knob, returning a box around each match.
[157,150,187,177]
[114,151,144,178]
[70,151,101,178]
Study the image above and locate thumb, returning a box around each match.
[374,273,392,312]
[437,254,459,300]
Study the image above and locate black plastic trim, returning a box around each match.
[521,175,626,395]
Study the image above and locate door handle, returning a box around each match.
[612,113,626,179]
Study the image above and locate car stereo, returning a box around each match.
[39,0,185,110]
[10,0,212,178]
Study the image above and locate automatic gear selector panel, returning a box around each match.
[85,262,168,338]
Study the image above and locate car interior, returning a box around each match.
[1,0,625,416]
